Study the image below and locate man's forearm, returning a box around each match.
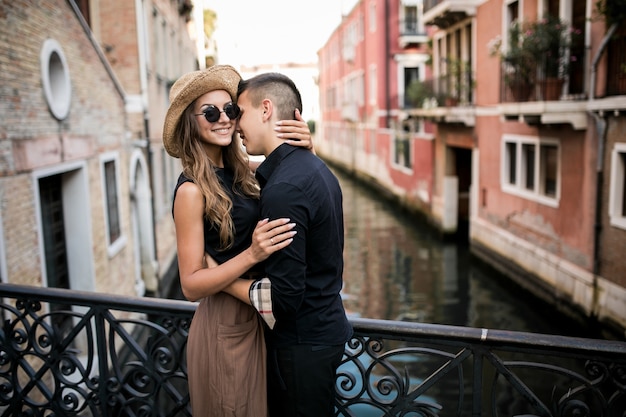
[223,279,253,305]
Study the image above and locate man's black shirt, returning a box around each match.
[255,144,353,347]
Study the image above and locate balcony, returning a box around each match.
[423,0,483,29]
[1,283,625,416]
[403,67,476,126]
[399,19,429,48]
[499,59,588,130]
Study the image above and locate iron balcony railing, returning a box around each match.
[500,54,587,103]
[423,0,442,14]
[1,283,625,416]
[403,72,474,109]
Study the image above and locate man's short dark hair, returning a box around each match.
[238,72,303,120]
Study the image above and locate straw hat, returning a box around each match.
[162,65,242,158]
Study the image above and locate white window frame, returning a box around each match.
[608,143,626,230]
[40,39,71,120]
[369,64,377,105]
[400,3,422,34]
[396,53,429,108]
[391,125,414,173]
[369,1,377,32]
[100,152,126,257]
[501,134,560,207]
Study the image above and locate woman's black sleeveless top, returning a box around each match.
[173,168,262,271]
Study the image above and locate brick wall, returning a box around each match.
[0,0,131,296]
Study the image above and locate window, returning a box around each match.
[343,21,357,62]
[522,143,535,191]
[609,144,626,230]
[393,123,413,170]
[40,39,71,121]
[403,66,420,108]
[369,1,376,32]
[104,160,120,243]
[502,135,560,206]
[369,65,377,105]
[540,144,558,197]
[403,5,418,34]
[344,74,364,107]
[506,0,519,24]
[505,142,517,185]
[101,153,125,256]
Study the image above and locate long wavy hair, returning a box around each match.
[175,101,259,250]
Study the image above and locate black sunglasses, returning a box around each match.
[194,102,240,123]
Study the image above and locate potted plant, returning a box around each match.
[406,78,434,108]
[523,15,581,99]
[489,21,536,101]
[490,17,581,101]
[444,58,475,106]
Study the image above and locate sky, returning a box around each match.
[204,0,358,67]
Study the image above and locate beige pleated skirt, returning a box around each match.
[187,293,267,416]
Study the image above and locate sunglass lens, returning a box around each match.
[203,106,221,123]
[224,103,240,120]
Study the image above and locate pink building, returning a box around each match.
[317,0,437,227]
[317,0,626,338]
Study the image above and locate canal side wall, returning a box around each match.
[319,140,442,236]
[317,130,446,237]
[470,217,626,340]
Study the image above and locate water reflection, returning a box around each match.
[335,167,589,337]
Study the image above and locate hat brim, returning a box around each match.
[163,65,241,158]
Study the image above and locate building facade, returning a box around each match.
[0,0,202,309]
[316,0,437,228]
[316,0,626,338]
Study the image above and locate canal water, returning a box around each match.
[333,166,594,339]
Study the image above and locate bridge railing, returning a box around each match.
[1,283,624,416]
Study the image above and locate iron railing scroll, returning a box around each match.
[1,284,625,416]
[0,284,195,417]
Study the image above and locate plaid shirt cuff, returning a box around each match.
[249,277,276,329]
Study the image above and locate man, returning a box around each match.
[236,72,353,417]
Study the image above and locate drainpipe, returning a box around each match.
[385,0,391,128]
[588,22,618,311]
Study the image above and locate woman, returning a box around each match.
[162,65,312,416]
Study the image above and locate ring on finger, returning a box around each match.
[270,238,274,244]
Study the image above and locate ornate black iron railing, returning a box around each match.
[1,283,625,416]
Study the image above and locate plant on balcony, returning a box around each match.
[445,58,475,106]
[523,15,581,79]
[489,21,536,101]
[523,16,581,99]
[406,79,433,108]
[490,17,581,101]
